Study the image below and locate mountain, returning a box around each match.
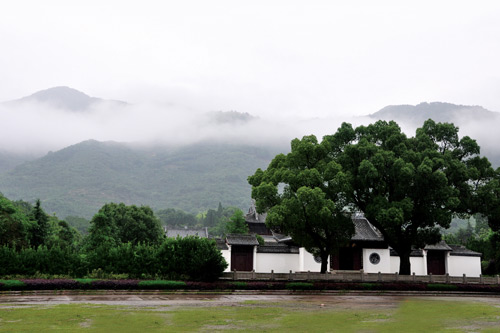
[0,140,282,219]
[370,102,498,125]
[7,86,128,111]
[0,150,38,174]
[207,111,257,124]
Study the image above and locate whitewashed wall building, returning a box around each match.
[216,206,482,276]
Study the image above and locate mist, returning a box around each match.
[1,94,500,170]
[0,95,375,156]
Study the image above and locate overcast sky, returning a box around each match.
[1,1,500,119]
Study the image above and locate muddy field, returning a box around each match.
[1,291,499,310]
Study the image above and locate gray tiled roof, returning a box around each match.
[351,217,385,242]
[214,238,229,250]
[389,247,424,257]
[165,228,208,238]
[226,234,259,246]
[424,240,452,251]
[449,244,482,257]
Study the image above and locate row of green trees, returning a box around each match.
[157,203,248,236]
[0,196,227,280]
[249,119,500,274]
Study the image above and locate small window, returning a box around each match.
[369,253,380,265]
[314,255,322,263]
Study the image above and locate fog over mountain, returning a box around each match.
[0,87,361,157]
[2,87,500,218]
[9,86,128,112]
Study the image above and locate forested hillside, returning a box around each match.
[0,140,282,218]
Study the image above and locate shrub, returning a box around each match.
[286,282,314,290]
[427,283,459,291]
[89,279,140,290]
[138,280,186,289]
[157,237,228,281]
[0,280,25,290]
[20,279,80,290]
[229,281,247,289]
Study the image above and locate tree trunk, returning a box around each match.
[399,250,411,275]
[320,252,329,274]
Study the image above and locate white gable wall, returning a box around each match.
[221,247,231,272]
[447,254,481,277]
[390,255,427,275]
[362,248,391,273]
[299,248,326,272]
[256,252,300,273]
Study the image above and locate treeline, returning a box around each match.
[157,202,248,236]
[0,195,227,280]
[62,202,249,237]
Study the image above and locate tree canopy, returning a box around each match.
[225,209,249,235]
[250,120,500,274]
[248,135,355,273]
[88,203,164,248]
[0,194,30,249]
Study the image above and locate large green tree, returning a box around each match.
[248,135,355,273]
[323,120,499,274]
[88,203,164,248]
[30,199,49,248]
[0,194,30,249]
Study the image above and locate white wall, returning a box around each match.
[447,254,481,277]
[255,253,300,273]
[221,247,231,272]
[362,248,391,273]
[390,255,427,275]
[299,248,326,272]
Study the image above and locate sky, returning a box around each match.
[1,1,500,153]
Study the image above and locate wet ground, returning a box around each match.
[1,291,499,309]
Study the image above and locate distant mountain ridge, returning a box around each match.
[370,102,498,124]
[0,140,282,218]
[6,86,128,111]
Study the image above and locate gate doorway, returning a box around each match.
[427,250,446,275]
[231,245,254,271]
[331,247,362,270]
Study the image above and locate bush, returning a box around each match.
[427,283,459,291]
[138,280,186,289]
[88,279,140,290]
[0,280,25,290]
[157,237,228,281]
[229,281,247,289]
[286,282,314,290]
[20,279,80,290]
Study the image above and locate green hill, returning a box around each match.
[0,140,282,219]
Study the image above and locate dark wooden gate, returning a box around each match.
[332,247,362,270]
[427,250,446,275]
[231,245,254,271]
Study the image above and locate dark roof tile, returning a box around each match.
[226,234,259,246]
[351,217,384,242]
[449,244,482,257]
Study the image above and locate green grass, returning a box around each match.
[1,299,499,332]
